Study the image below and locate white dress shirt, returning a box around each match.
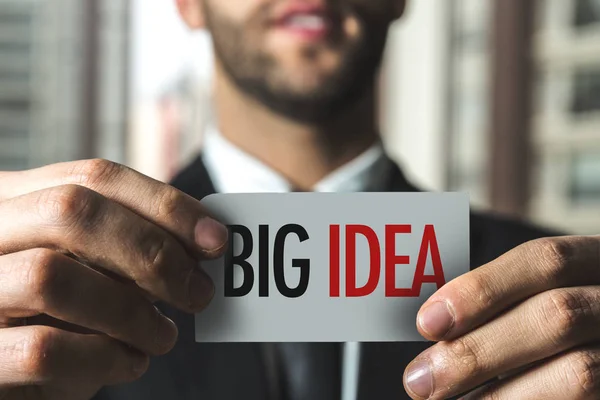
[202,126,393,400]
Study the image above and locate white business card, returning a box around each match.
[195,193,469,342]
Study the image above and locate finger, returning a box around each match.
[461,345,600,400]
[417,236,600,341]
[404,286,600,400]
[0,159,228,258]
[0,326,149,388]
[0,185,216,313]
[0,249,178,356]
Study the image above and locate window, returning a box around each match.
[571,67,600,114]
[0,155,28,171]
[574,0,600,28]
[570,151,600,204]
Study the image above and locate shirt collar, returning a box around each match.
[202,126,392,194]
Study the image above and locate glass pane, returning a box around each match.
[0,41,30,53]
[0,69,30,82]
[570,152,600,204]
[574,0,600,27]
[0,126,29,139]
[571,67,600,114]
[0,99,30,112]
[454,0,491,52]
[446,0,491,206]
[0,154,28,171]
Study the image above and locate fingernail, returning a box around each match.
[155,310,179,353]
[419,301,455,339]
[405,359,433,399]
[195,217,228,253]
[188,270,215,310]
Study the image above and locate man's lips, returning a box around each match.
[271,3,332,39]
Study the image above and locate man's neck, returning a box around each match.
[213,68,380,190]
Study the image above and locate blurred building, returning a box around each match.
[0,0,130,171]
[389,0,600,234]
[532,0,600,233]
[0,0,38,171]
[446,0,493,207]
[445,0,600,234]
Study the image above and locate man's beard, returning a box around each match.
[204,2,389,124]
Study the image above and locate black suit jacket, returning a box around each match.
[95,155,557,400]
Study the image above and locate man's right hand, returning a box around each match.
[0,159,228,400]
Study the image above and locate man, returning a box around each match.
[0,0,599,399]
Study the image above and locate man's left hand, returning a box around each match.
[403,236,600,399]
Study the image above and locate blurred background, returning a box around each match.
[0,0,599,234]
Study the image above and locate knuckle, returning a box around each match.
[36,185,101,228]
[532,238,574,279]
[447,336,484,377]
[542,290,593,341]
[70,158,124,188]
[21,249,62,306]
[565,350,600,397]
[18,327,59,382]
[138,235,179,280]
[151,188,185,221]
[457,272,496,311]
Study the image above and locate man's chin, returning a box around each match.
[279,84,329,99]
[247,86,363,125]
[270,70,341,97]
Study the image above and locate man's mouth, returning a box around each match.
[271,3,332,40]
[283,14,327,31]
